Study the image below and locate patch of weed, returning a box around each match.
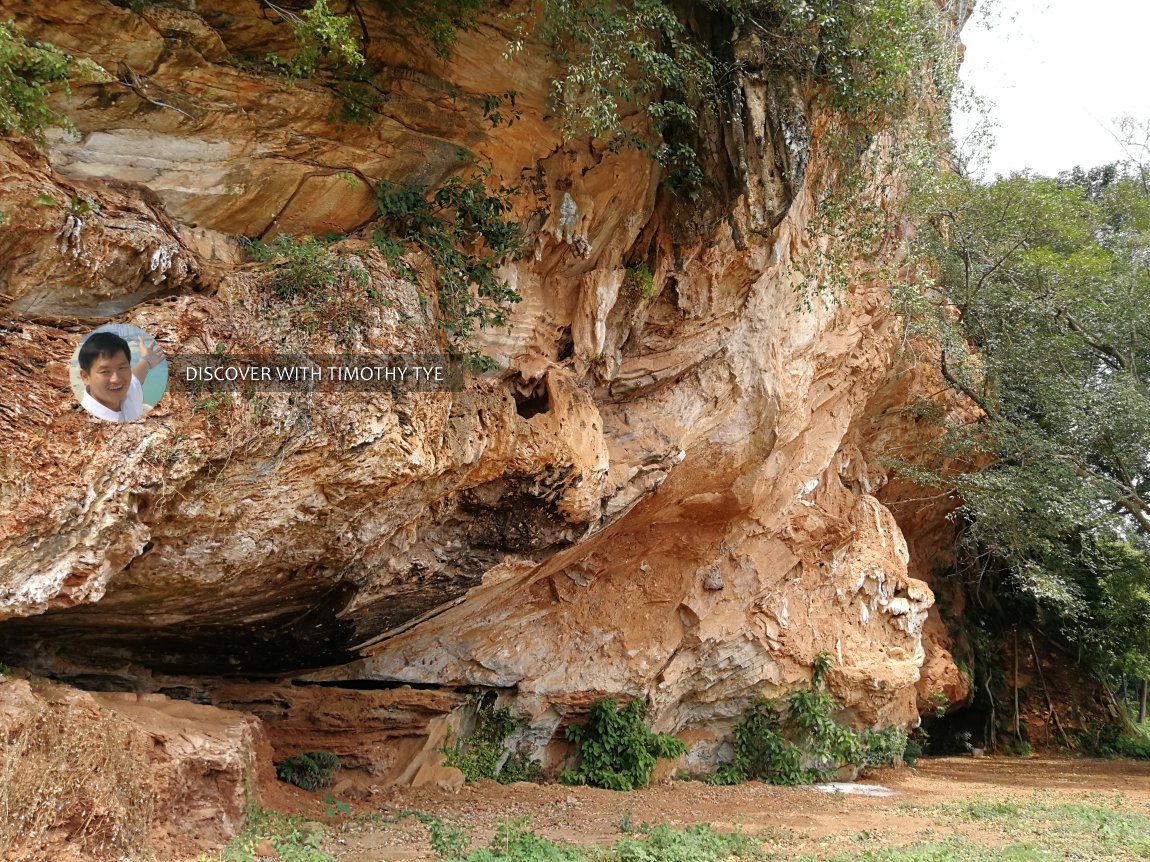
[560,698,686,791]
[274,750,340,792]
[443,697,542,784]
[604,822,765,862]
[373,170,522,368]
[713,653,908,785]
[419,817,764,862]
[266,0,363,79]
[198,804,336,862]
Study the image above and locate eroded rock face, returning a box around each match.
[0,674,270,860]
[0,0,960,780]
[212,682,466,785]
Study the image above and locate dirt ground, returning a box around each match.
[286,756,1150,861]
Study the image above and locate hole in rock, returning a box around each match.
[514,388,550,419]
[557,329,574,361]
[923,702,992,754]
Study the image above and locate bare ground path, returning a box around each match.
[317,757,1150,861]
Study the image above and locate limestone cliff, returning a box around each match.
[0,0,965,838]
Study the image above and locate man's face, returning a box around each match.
[82,351,132,409]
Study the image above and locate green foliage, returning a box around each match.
[250,234,367,300]
[712,699,806,786]
[249,233,388,341]
[274,750,340,792]
[374,171,522,366]
[482,91,521,128]
[560,698,687,791]
[856,726,911,768]
[369,1,950,202]
[192,391,233,428]
[37,192,99,217]
[745,0,955,129]
[267,0,364,78]
[322,795,352,817]
[421,817,762,862]
[902,734,924,767]
[443,698,542,784]
[926,690,949,718]
[199,804,336,862]
[1002,739,1032,758]
[625,263,655,298]
[393,0,489,60]
[437,817,582,862]
[910,157,1150,686]
[528,0,712,194]
[498,750,544,784]
[1115,733,1150,759]
[605,823,765,862]
[716,653,908,785]
[415,814,474,859]
[513,0,951,198]
[333,79,388,126]
[0,21,93,146]
[1074,720,1150,760]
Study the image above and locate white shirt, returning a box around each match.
[81,375,145,422]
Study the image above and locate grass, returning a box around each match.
[801,800,1150,862]
[197,805,336,862]
[420,818,766,862]
[194,794,1150,862]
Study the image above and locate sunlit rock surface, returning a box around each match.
[0,0,963,798]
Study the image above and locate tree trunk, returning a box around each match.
[1140,679,1148,725]
[1013,630,1021,741]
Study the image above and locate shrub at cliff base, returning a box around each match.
[713,653,909,785]
[274,749,341,792]
[560,697,687,791]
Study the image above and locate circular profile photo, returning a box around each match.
[70,324,168,423]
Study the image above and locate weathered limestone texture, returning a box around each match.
[0,0,961,780]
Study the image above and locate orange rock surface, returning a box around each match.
[0,0,973,850]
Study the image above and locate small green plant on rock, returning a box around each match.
[250,234,367,300]
[191,391,233,428]
[926,690,949,718]
[1,21,106,146]
[624,262,655,298]
[713,652,908,785]
[391,0,488,60]
[266,0,364,79]
[443,697,541,784]
[322,794,352,817]
[481,90,521,128]
[373,170,522,368]
[274,749,340,791]
[560,697,686,791]
[249,233,382,342]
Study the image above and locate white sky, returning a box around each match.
[954,0,1150,178]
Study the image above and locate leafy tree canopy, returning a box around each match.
[914,130,1150,684]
